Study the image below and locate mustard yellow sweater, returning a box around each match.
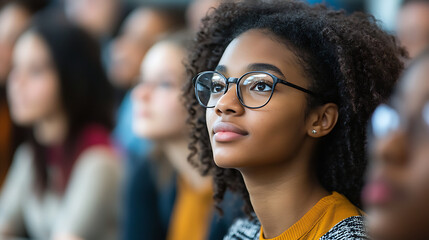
[224,192,366,240]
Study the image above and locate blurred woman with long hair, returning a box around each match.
[0,12,121,240]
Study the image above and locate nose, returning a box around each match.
[373,129,409,166]
[132,82,152,102]
[214,84,244,116]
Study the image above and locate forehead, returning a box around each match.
[141,42,185,76]
[218,29,299,74]
[399,2,429,20]
[15,32,49,58]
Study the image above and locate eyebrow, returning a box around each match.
[247,63,286,78]
[215,63,286,79]
[215,65,227,73]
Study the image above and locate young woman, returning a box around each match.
[0,13,121,240]
[0,0,46,189]
[364,49,429,240]
[184,1,406,239]
[126,33,243,240]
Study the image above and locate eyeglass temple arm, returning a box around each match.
[278,79,316,96]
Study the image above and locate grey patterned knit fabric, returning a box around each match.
[223,216,261,240]
[319,216,368,240]
[223,216,367,240]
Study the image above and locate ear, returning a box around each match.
[306,103,338,138]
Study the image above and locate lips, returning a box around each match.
[133,103,150,118]
[362,179,394,206]
[135,110,150,118]
[212,122,248,142]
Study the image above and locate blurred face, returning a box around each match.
[109,9,171,89]
[205,29,311,169]
[7,32,61,126]
[397,3,429,58]
[0,4,31,85]
[65,0,119,38]
[132,42,187,140]
[364,58,429,240]
[186,0,221,31]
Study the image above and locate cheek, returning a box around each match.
[9,75,60,124]
[407,147,429,203]
[371,147,429,239]
[207,99,308,169]
[247,108,307,161]
[155,91,186,121]
[29,75,60,112]
[206,108,215,132]
[161,97,187,133]
[135,91,187,138]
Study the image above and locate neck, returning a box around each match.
[240,149,328,238]
[161,135,211,190]
[34,112,68,146]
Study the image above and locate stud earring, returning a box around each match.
[312,129,317,134]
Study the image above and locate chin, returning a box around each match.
[367,212,410,240]
[368,228,410,240]
[213,155,247,169]
[213,159,234,169]
[10,113,36,126]
[132,124,149,138]
[132,127,167,141]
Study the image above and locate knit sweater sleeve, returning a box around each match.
[223,215,368,240]
[319,216,368,240]
[223,217,261,240]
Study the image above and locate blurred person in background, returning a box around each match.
[112,6,186,178]
[397,0,429,58]
[0,0,47,188]
[109,6,186,97]
[63,0,129,82]
[0,12,121,240]
[125,32,243,240]
[63,0,121,41]
[186,0,221,32]
[364,49,429,240]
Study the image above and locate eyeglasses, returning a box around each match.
[370,102,429,140]
[193,71,316,109]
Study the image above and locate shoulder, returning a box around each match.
[319,216,368,240]
[223,216,261,240]
[13,143,32,159]
[324,192,364,223]
[72,146,122,182]
[9,143,34,175]
[78,145,118,164]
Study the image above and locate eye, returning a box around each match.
[211,81,226,93]
[158,81,174,89]
[30,65,47,76]
[371,104,400,138]
[250,81,272,92]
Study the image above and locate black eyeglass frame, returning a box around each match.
[193,70,317,109]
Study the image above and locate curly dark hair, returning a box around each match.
[183,0,407,216]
